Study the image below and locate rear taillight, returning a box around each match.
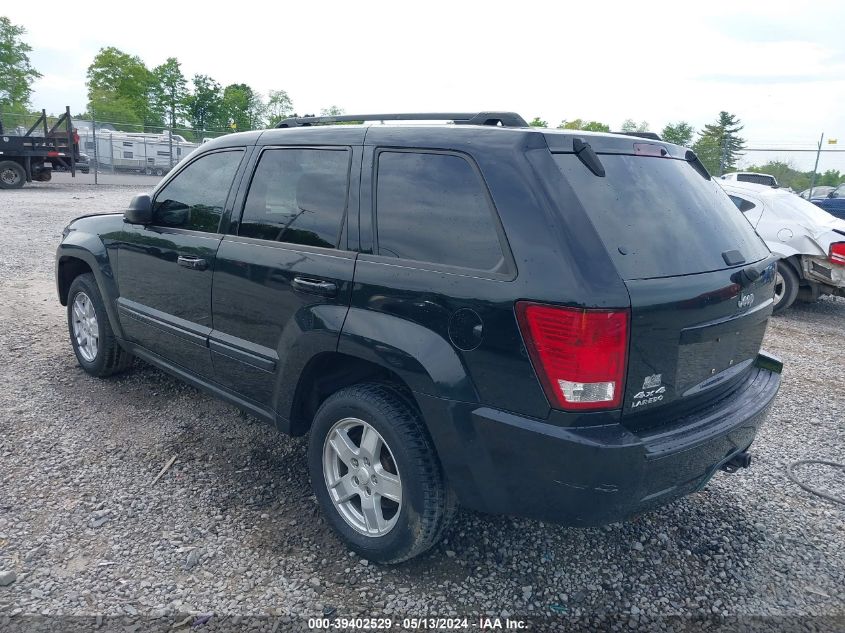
[515,302,629,411]
[830,243,845,266]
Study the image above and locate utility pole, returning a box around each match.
[91,119,98,185]
[808,133,824,197]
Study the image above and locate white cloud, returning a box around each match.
[4,0,844,170]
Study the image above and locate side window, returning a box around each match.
[152,150,243,232]
[239,148,350,249]
[728,195,756,213]
[375,151,505,271]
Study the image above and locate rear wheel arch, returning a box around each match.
[288,352,421,437]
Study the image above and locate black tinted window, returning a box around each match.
[239,148,350,248]
[376,151,505,271]
[153,150,243,232]
[554,154,769,280]
[728,195,757,213]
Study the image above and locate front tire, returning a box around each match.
[308,383,456,563]
[773,261,799,314]
[67,273,132,377]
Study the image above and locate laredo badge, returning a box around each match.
[632,374,666,408]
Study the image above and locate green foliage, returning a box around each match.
[320,105,344,117]
[0,16,41,109]
[620,119,649,133]
[816,169,844,187]
[692,111,745,175]
[557,119,610,132]
[529,116,547,128]
[661,121,694,147]
[86,47,155,127]
[185,75,226,133]
[87,89,143,127]
[267,90,295,127]
[223,83,265,131]
[692,134,721,175]
[151,57,188,129]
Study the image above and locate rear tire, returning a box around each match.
[308,383,456,564]
[773,261,799,314]
[67,273,133,377]
[0,161,25,189]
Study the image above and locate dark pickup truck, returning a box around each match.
[0,108,80,188]
[56,112,782,563]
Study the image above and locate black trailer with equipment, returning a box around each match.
[0,107,79,189]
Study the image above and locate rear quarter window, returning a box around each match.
[553,154,770,280]
[375,150,507,272]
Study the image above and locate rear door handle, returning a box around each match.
[292,276,338,297]
[177,256,208,271]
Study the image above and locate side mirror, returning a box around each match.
[124,194,152,224]
[828,191,837,199]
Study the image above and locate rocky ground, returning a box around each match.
[0,183,843,631]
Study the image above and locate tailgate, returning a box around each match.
[623,262,776,423]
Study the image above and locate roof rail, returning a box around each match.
[275,111,528,129]
[611,131,662,141]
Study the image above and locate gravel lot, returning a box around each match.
[1,183,843,631]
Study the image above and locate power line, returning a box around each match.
[744,148,844,153]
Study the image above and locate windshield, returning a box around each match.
[553,154,770,280]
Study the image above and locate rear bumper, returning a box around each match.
[418,353,782,526]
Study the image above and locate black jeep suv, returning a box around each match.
[56,112,782,563]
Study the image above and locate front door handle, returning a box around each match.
[292,276,338,297]
[177,256,208,271]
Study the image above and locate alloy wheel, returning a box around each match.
[773,270,785,307]
[322,417,402,536]
[71,292,99,362]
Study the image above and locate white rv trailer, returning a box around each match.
[73,126,199,175]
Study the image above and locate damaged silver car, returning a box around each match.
[722,181,845,313]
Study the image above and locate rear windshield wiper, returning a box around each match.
[685,150,711,181]
[572,138,605,177]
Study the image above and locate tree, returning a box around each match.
[661,121,694,146]
[320,105,344,116]
[529,116,547,128]
[267,89,295,127]
[86,47,154,127]
[151,57,188,131]
[223,83,265,131]
[185,74,226,134]
[87,89,143,127]
[818,169,843,187]
[557,119,610,132]
[621,119,650,133]
[0,16,41,110]
[692,111,745,175]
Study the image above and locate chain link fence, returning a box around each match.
[1,111,233,182]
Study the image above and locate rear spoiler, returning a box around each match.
[611,131,662,141]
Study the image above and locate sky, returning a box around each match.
[5,0,845,172]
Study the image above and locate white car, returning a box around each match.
[720,181,845,313]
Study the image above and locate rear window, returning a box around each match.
[736,173,777,187]
[553,154,770,280]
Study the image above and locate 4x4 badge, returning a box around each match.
[642,374,662,389]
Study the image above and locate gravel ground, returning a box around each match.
[0,183,843,631]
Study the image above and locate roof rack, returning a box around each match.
[275,111,528,129]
